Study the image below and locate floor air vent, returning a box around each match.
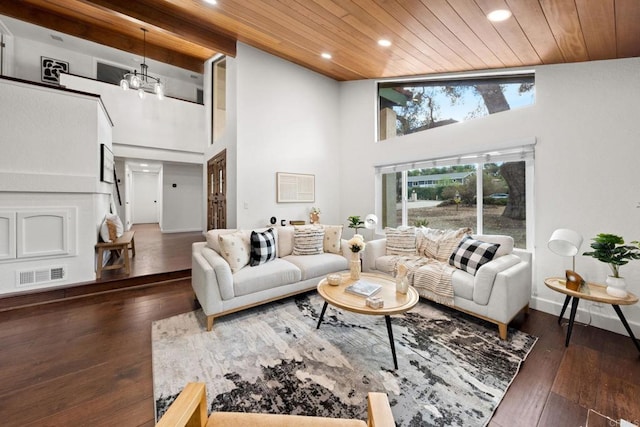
[17,266,66,287]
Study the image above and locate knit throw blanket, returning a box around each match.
[394,256,456,306]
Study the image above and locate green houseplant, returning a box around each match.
[583,233,640,297]
[347,215,364,235]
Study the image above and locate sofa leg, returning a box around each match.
[206,316,214,331]
[498,323,508,340]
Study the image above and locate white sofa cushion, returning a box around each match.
[451,269,474,301]
[276,226,295,257]
[233,258,302,297]
[283,253,348,280]
[375,255,398,274]
[323,225,343,254]
[218,231,251,273]
[473,234,514,258]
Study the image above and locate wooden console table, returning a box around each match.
[95,230,136,279]
[544,277,639,353]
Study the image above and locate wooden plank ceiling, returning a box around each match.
[1,0,639,80]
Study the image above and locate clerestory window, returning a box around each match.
[378,74,535,141]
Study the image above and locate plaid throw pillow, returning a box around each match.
[249,228,277,266]
[448,236,500,276]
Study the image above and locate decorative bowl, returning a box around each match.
[327,274,342,286]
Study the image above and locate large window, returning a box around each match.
[378,145,534,249]
[378,74,535,140]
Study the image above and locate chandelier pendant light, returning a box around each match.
[119,28,164,100]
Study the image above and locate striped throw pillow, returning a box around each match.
[385,227,416,256]
[292,226,325,255]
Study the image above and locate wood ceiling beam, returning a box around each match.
[0,1,208,73]
[81,0,237,57]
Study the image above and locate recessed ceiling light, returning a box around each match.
[321,52,332,59]
[142,169,150,173]
[204,0,217,5]
[487,9,512,22]
[378,39,392,47]
[140,163,148,167]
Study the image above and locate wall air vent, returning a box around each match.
[16,266,66,287]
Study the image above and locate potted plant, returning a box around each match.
[347,215,364,234]
[583,233,640,297]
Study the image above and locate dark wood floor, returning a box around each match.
[0,227,638,426]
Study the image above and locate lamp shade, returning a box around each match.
[364,214,378,229]
[548,228,583,257]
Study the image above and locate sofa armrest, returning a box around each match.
[486,259,532,324]
[363,239,386,272]
[473,254,521,305]
[192,249,227,318]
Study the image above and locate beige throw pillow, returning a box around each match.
[322,225,343,254]
[435,227,472,262]
[218,231,251,273]
[385,227,417,256]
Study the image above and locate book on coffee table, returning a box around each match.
[345,280,382,297]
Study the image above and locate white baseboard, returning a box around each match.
[531,295,640,338]
[160,228,202,234]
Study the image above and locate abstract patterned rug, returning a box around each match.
[152,293,536,426]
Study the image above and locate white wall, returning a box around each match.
[339,58,640,336]
[233,44,341,229]
[0,79,112,294]
[60,74,206,161]
[162,163,203,232]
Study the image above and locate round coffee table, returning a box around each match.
[316,272,419,369]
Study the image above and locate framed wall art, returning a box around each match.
[41,57,69,84]
[100,144,114,183]
[276,172,314,203]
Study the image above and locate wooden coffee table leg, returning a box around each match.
[385,315,398,370]
[611,305,640,353]
[316,302,328,329]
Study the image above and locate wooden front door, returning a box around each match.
[207,150,226,230]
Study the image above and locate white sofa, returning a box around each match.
[191,226,350,330]
[362,231,532,340]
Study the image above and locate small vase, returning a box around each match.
[396,275,409,294]
[310,213,320,224]
[350,252,361,280]
[605,276,628,298]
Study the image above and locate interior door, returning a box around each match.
[207,150,226,230]
[132,171,159,224]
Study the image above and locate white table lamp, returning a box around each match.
[548,228,583,271]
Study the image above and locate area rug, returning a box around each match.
[152,293,537,426]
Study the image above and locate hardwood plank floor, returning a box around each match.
[0,226,638,426]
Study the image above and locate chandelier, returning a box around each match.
[119,28,164,100]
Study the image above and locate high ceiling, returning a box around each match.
[1,0,639,81]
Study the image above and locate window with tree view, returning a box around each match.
[378,75,535,140]
[379,146,533,249]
